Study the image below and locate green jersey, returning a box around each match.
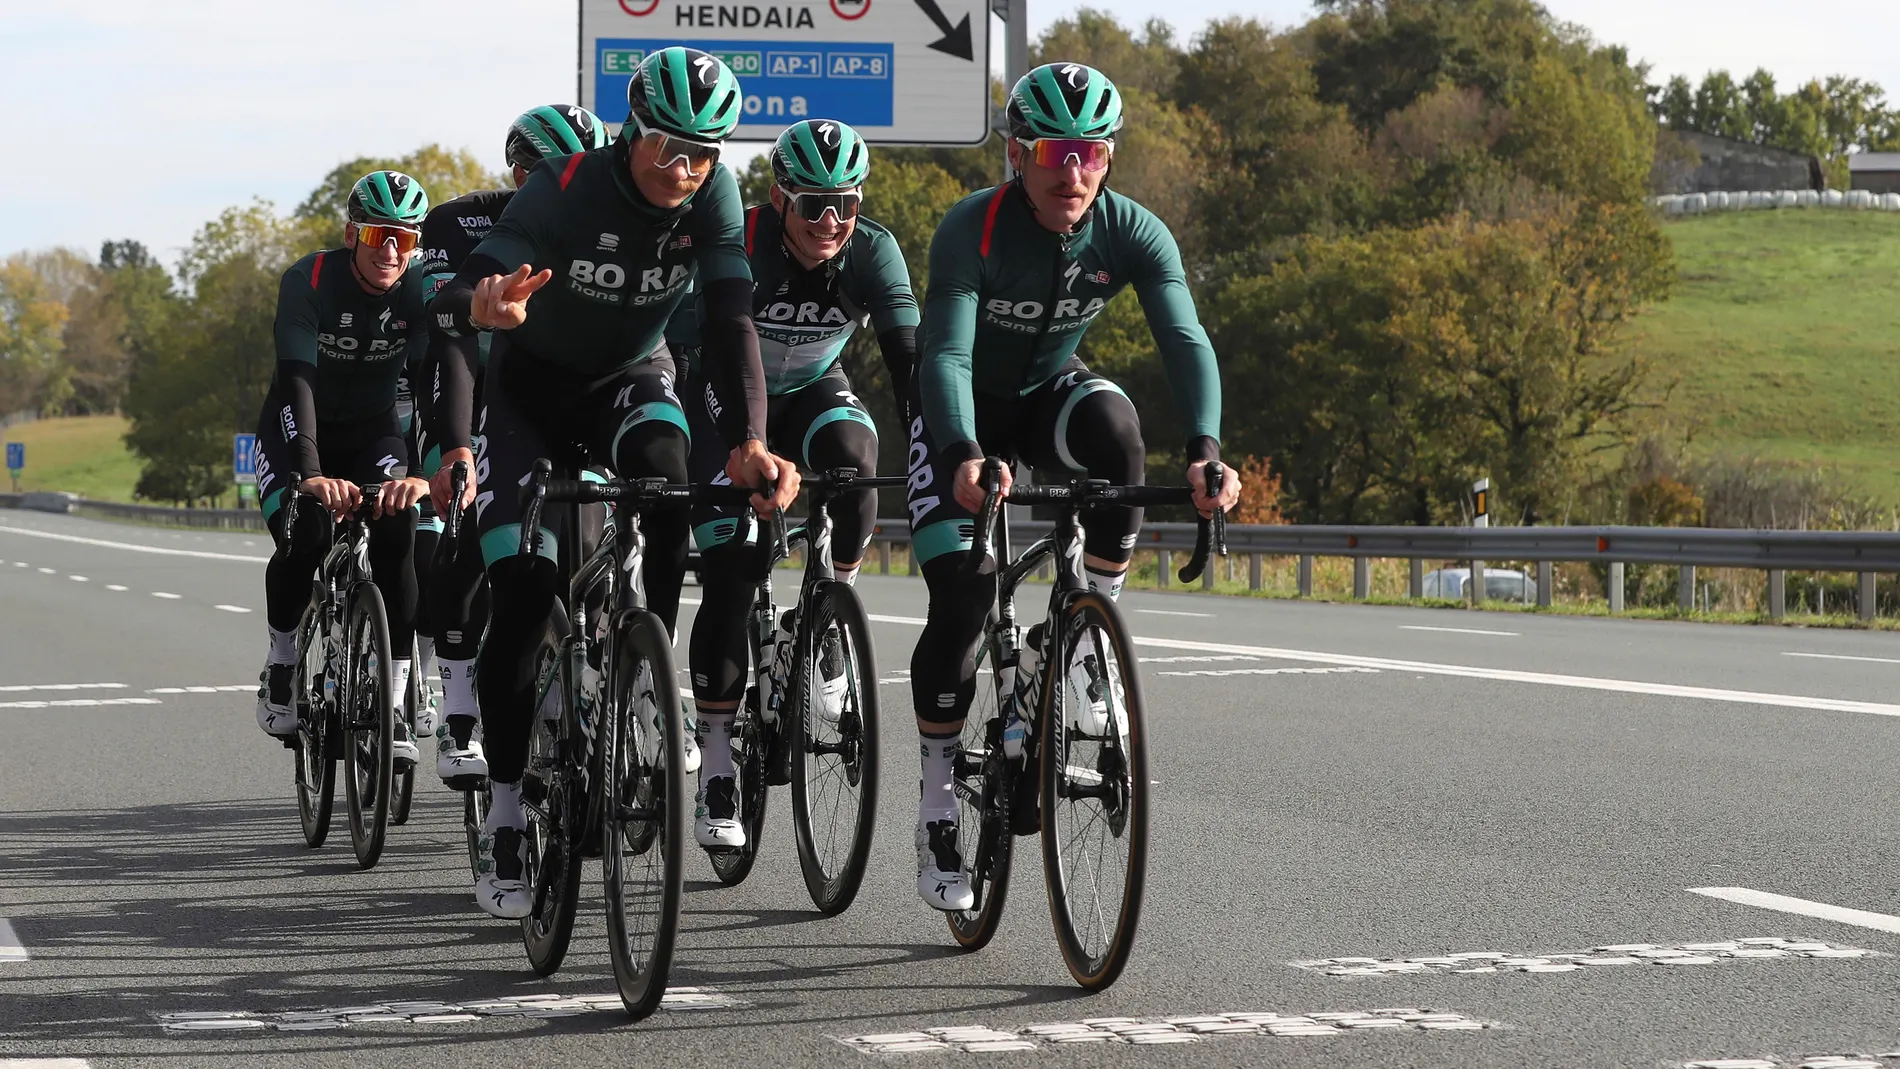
[918,182,1220,457]
[667,204,918,394]
[460,143,751,374]
[273,249,429,423]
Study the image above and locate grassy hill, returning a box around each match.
[0,415,143,502]
[1626,209,1900,501]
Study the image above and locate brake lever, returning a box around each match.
[518,458,552,558]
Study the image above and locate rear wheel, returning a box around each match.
[791,581,880,915]
[946,631,1014,950]
[293,602,335,848]
[391,669,418,826]
[1039,591,1149,991]
[707,689,770,886]
[603,609,686,1021]
[342,582,395,869]
[522,614,582,976]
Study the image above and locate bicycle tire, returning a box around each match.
[946,630,1015,950]
[522,616,583,976]
[602,608,686,1021]
[791,580,880,915]
[1039,590,1149,990]
[342,581,395,869]
[462,779,491,878]
[293,601,335,848]
[707,688,770,886]
[390,668,418,826]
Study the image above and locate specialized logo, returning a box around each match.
[598,233,621,251]
[1063,261,1082,293]
[692,53,719,84]
[1061,63,1087,89]
[816,121,839,147]
[378,308,392,333]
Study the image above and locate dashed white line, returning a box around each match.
[67,574,88,582]
[0,918,26,962]
[1400,624,1519,636]
[1160,666,1379,678]
[151,592,182,600]
[0,523,270,563]
[1783,651,1900,666]
[0,697,164,709]
[148,685,252,694]
[105,584,126,592]
[0,1059,94,1068]
[1136,608,1215,618]
[10,561,23,567]
[36,567,53,574]
[1689,887,1900,935]
[0,683,126,693]
[214,604,252,614]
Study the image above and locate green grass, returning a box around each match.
[0,415,143,503]
[1627,209,1900,499]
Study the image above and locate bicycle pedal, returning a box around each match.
[445,774,487,792]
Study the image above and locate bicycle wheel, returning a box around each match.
[342,582,395,869]
[1039,591,1149,990]
[391,668,417,827]
[791,581,880,915]
[946,630,1015,950]
[463,779,491,877]
[522,621,583,976]
[708,689,770,886]
[602,608,686,1021]
[293,602,335,848]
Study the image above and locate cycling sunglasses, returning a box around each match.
[1015,137,1114,173]
[630,113,721,174]
[352,222,422,255]
[782,187,863,223]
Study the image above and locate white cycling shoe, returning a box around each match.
[474,824,532,919]
[916,819,975,912]
[255,663,298,738]
[1066,633,1113,738]
[694,775,746,849]
[436,717,489,783]
[816,630,848,723]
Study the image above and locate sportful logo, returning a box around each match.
[339,313,354,327]
[598,233,621,251]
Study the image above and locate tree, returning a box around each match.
[0,258,70,417]
[1032,9,1182,97]
[292,144,506,252]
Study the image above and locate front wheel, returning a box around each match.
[293,602,335,848]
[602,609,686,1021]
[1040,591,1149,991]
[791,581,880,915]
[707,688,770,886]
[946,630,1014,950]
[522,616,583,977]
[391,667,418,826]
[342,582,395,869]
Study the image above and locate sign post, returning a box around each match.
[580,0,992,145]
[233,433,258,510]
[5,442,21,493]
[1469,477,1490,605]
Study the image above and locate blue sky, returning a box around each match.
[0,0,1888,266]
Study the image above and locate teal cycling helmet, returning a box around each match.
[347,170,429,225]
[1006,62,1123,140]
[627,47,743,142]
[506,104,611,170]
[771,119,869,190]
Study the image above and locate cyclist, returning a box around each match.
[671,118,918,849]
[905,63,1241,911]
[415,103,613,788]
[254,170,433,774]
[429,48,798,919]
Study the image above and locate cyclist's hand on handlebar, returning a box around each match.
[953,457,1011,513]
[1187,459,1241,519]
[430,449,477,512]
[470,265,551,331]
[727,439,801,514]
[377,477,429,519]
[303,476,360,520]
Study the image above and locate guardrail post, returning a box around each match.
[1203,557,1216,590]
[1859,572,1876,621]
[1248,552,1262,592]
[1470,560,1485,604]
[879,541,891,575]
[1768,569,1785,618]
[1536,561,1553,608]
[1678,565,1695,612]
[1297,555,1313,597]
[1157,549,1171,587]
[1609,562,1625,613]
[1352,557,1370,599]
[908,542,920,576]
[1409,558,1423,599]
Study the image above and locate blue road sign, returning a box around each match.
[233,434,258,484]
[596,39,896,130]
[5,442,22,473]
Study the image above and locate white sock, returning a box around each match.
[919,732,960,826]
[487,780,525,830]
[833,562,860,586]
[415,636,436,690]
[1087,566,1127,602]
[696,711,735,780]
[268,627,296,665]
[391,659,412,710]
[439,658,477,720]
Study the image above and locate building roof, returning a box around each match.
[1849,152,1900,172]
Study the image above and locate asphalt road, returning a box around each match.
[3,508,1900,1069]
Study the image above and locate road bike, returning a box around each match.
[704,468,905,915]
[947,460,1225,990]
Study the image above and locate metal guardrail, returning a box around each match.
[0,491,264,531]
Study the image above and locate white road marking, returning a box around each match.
[0,917,26,961]
[9,561,21,566]
[151,592,181,599]
[157,988,741,1031]
[36,567,53,574]
[1160,666,1379,678]
[214,604,252,614]
[0,683,125,693]
[1133,635,1900,717]
[1690,887,1900,935]
[0,1059,93,1068]
[840,1009,1495,1053]
[0,523,270,563]
[148,686,252,694]
[1136,608,1215,618]
[67,575,87,582]
[1400,625,1518,636]
[0,697,163,709]
[105,584,126,591]
[1783,651,1900,666]
[1295,936,1873,977]
[1144,655,1262,663]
